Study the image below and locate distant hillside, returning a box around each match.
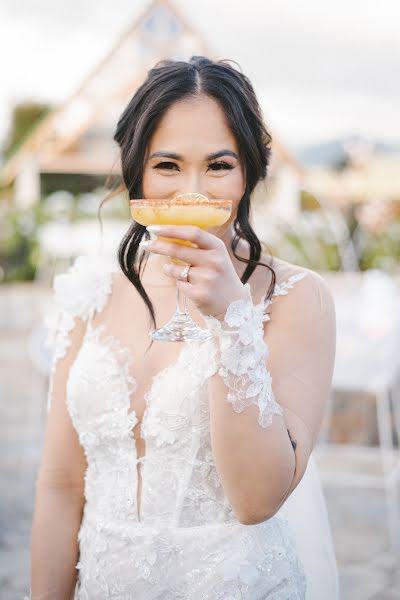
[294,137,400,168]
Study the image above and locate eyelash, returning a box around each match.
[153,161,234,171]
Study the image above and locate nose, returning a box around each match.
[181,170,208,197]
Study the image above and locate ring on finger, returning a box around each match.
[178,264,191,282]
[163,263,191,282]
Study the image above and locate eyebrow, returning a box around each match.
[148,149,239,161]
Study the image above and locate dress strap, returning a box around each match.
[45,254,118,365]
[262,271,309,321]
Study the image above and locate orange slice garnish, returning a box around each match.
[174,193,209,204]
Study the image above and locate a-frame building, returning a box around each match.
[1,0,303,226]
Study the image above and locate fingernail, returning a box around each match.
[139,240,150,249]
[147,225,161,233]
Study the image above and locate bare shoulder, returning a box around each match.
[260,254,335,319]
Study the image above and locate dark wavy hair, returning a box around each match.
[111,55,276,333]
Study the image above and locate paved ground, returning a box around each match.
[323,484,400,599]
[1,315,399,599]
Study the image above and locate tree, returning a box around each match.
[2,102,51,160]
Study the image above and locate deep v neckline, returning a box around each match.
[82,319,195,425]
[78,318,215,523]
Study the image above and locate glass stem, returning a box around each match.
[176,283,188,316]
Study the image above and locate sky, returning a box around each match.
[1,0,399,151]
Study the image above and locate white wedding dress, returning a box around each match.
[32,253,339,600]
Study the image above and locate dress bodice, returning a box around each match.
[47,254,308,530]
[67,318,232,527]
[43,253,314,599]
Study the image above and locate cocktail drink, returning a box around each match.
[130,193,232,342]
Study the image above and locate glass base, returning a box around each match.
[150,310,214,342]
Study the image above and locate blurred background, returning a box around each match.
[1,1,399,598]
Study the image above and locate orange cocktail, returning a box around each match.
[130,194,232,265]
[129,194,233,343]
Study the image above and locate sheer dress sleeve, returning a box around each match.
[204,267,336,508]
[29,256,113,600]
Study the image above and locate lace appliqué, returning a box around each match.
[267,271,309,299]
[67,323,138,447]
[43,255,116,411]
[204,272,308,429]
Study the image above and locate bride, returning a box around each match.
[30,56,339,599]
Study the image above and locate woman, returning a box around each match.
[30,56,338,599]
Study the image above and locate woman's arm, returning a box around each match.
[205,271,336,525]
[137,226,336,525]
[30,316,88,600]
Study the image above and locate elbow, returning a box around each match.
[237,513,270,526]
[236,505,278,526]
[234,496,281,526]
[235,470,296,526]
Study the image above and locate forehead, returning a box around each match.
[147,95,238,155]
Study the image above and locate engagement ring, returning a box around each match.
[179,265,191,282]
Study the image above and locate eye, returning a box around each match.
[153,162,179,170]
[208,161,234,171]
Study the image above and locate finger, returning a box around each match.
[162,262,203,283]
[175,279,193,297]
[161,265,196,297]
[141,238,207,266]
[146,225,221,250]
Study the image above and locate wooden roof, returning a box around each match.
[0,0,303,187]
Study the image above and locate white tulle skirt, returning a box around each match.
[279,451,340,600]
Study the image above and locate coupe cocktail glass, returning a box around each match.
[130,193,232,342]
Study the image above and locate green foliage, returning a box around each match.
[300,190,320,211]
[274,208,400,273]
[41,173,112,197]
[358,220,400,271]
[2,102,52,160]
[0,205,42,282]
[0,187,130,282]
[275,222,342,272]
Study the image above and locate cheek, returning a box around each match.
[142,168,177,198]
[209,168,245,203]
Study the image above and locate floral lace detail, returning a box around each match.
[142,405,190,447]
[264,271,308,316]
[43,255,117,411]
[67,323,138,446]
[204,272,308,428]
[44,254,116,363]
[54,254,116,319]
[74,513,306,599]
